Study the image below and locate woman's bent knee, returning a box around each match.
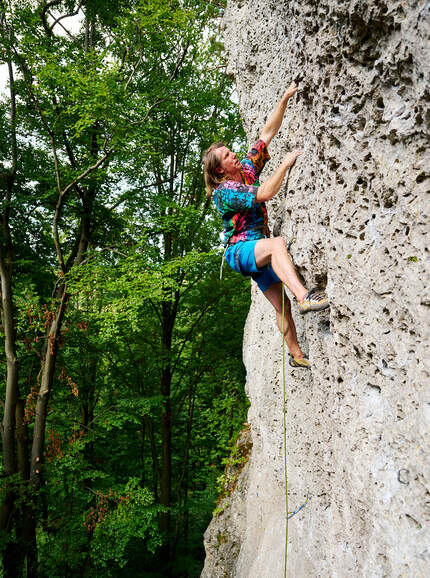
[255,237,287,267]
[273,236,287,252]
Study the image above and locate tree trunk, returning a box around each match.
[0,169,29,575]
[159,299,174,572]
[141,418,146,487]
[173,379,195,557]
[0,222,18,479]
[30,286,68,489]
[159,367,172,535]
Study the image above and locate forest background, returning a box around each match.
[0,0,251,576]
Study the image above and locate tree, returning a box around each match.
[0,1,249,575]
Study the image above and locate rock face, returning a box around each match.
[202,1,429,576]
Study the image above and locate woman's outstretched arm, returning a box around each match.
[259,82,298,147]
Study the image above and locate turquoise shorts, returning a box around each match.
[225,240,281,293]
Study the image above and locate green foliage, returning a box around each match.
[89,479,162,570]
[1,0,249,575]
[213,428,251,517]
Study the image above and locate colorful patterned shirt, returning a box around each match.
[213,139,271,245]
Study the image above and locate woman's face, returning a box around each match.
[215,146,242,177]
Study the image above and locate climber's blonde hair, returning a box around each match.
[202,142,225,198]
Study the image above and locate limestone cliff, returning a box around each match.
[202,1,429,576]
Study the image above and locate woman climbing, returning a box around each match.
[203,82,329,368]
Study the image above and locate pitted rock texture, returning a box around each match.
[202,1,429,577]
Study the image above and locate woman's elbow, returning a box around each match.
[256,187,270,202]
[259,131,272,147]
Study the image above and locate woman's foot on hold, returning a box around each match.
[288,354,311,369]
[297,288,329,314]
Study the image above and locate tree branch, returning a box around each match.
[169,40,190,82]
[129,94,173,126]
[38,0,63,36]
[124,52,144,91]
[170,292,223,379]
[6,38,17,179]
[48,2,83,34]
[61,146,114,201]
[137,295,159,328]
[107,176,178,211]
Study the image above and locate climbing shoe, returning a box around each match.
[288,354,311,369]
[297,288,329,314]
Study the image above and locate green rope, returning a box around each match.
[281,283,288,577]
[281,282,311,576]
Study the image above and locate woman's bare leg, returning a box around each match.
[254,237,308,302]
[263,282,304,358]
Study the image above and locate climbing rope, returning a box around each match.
[281,284,288,577]
[282,168,294,577]
[281,282,311,577]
